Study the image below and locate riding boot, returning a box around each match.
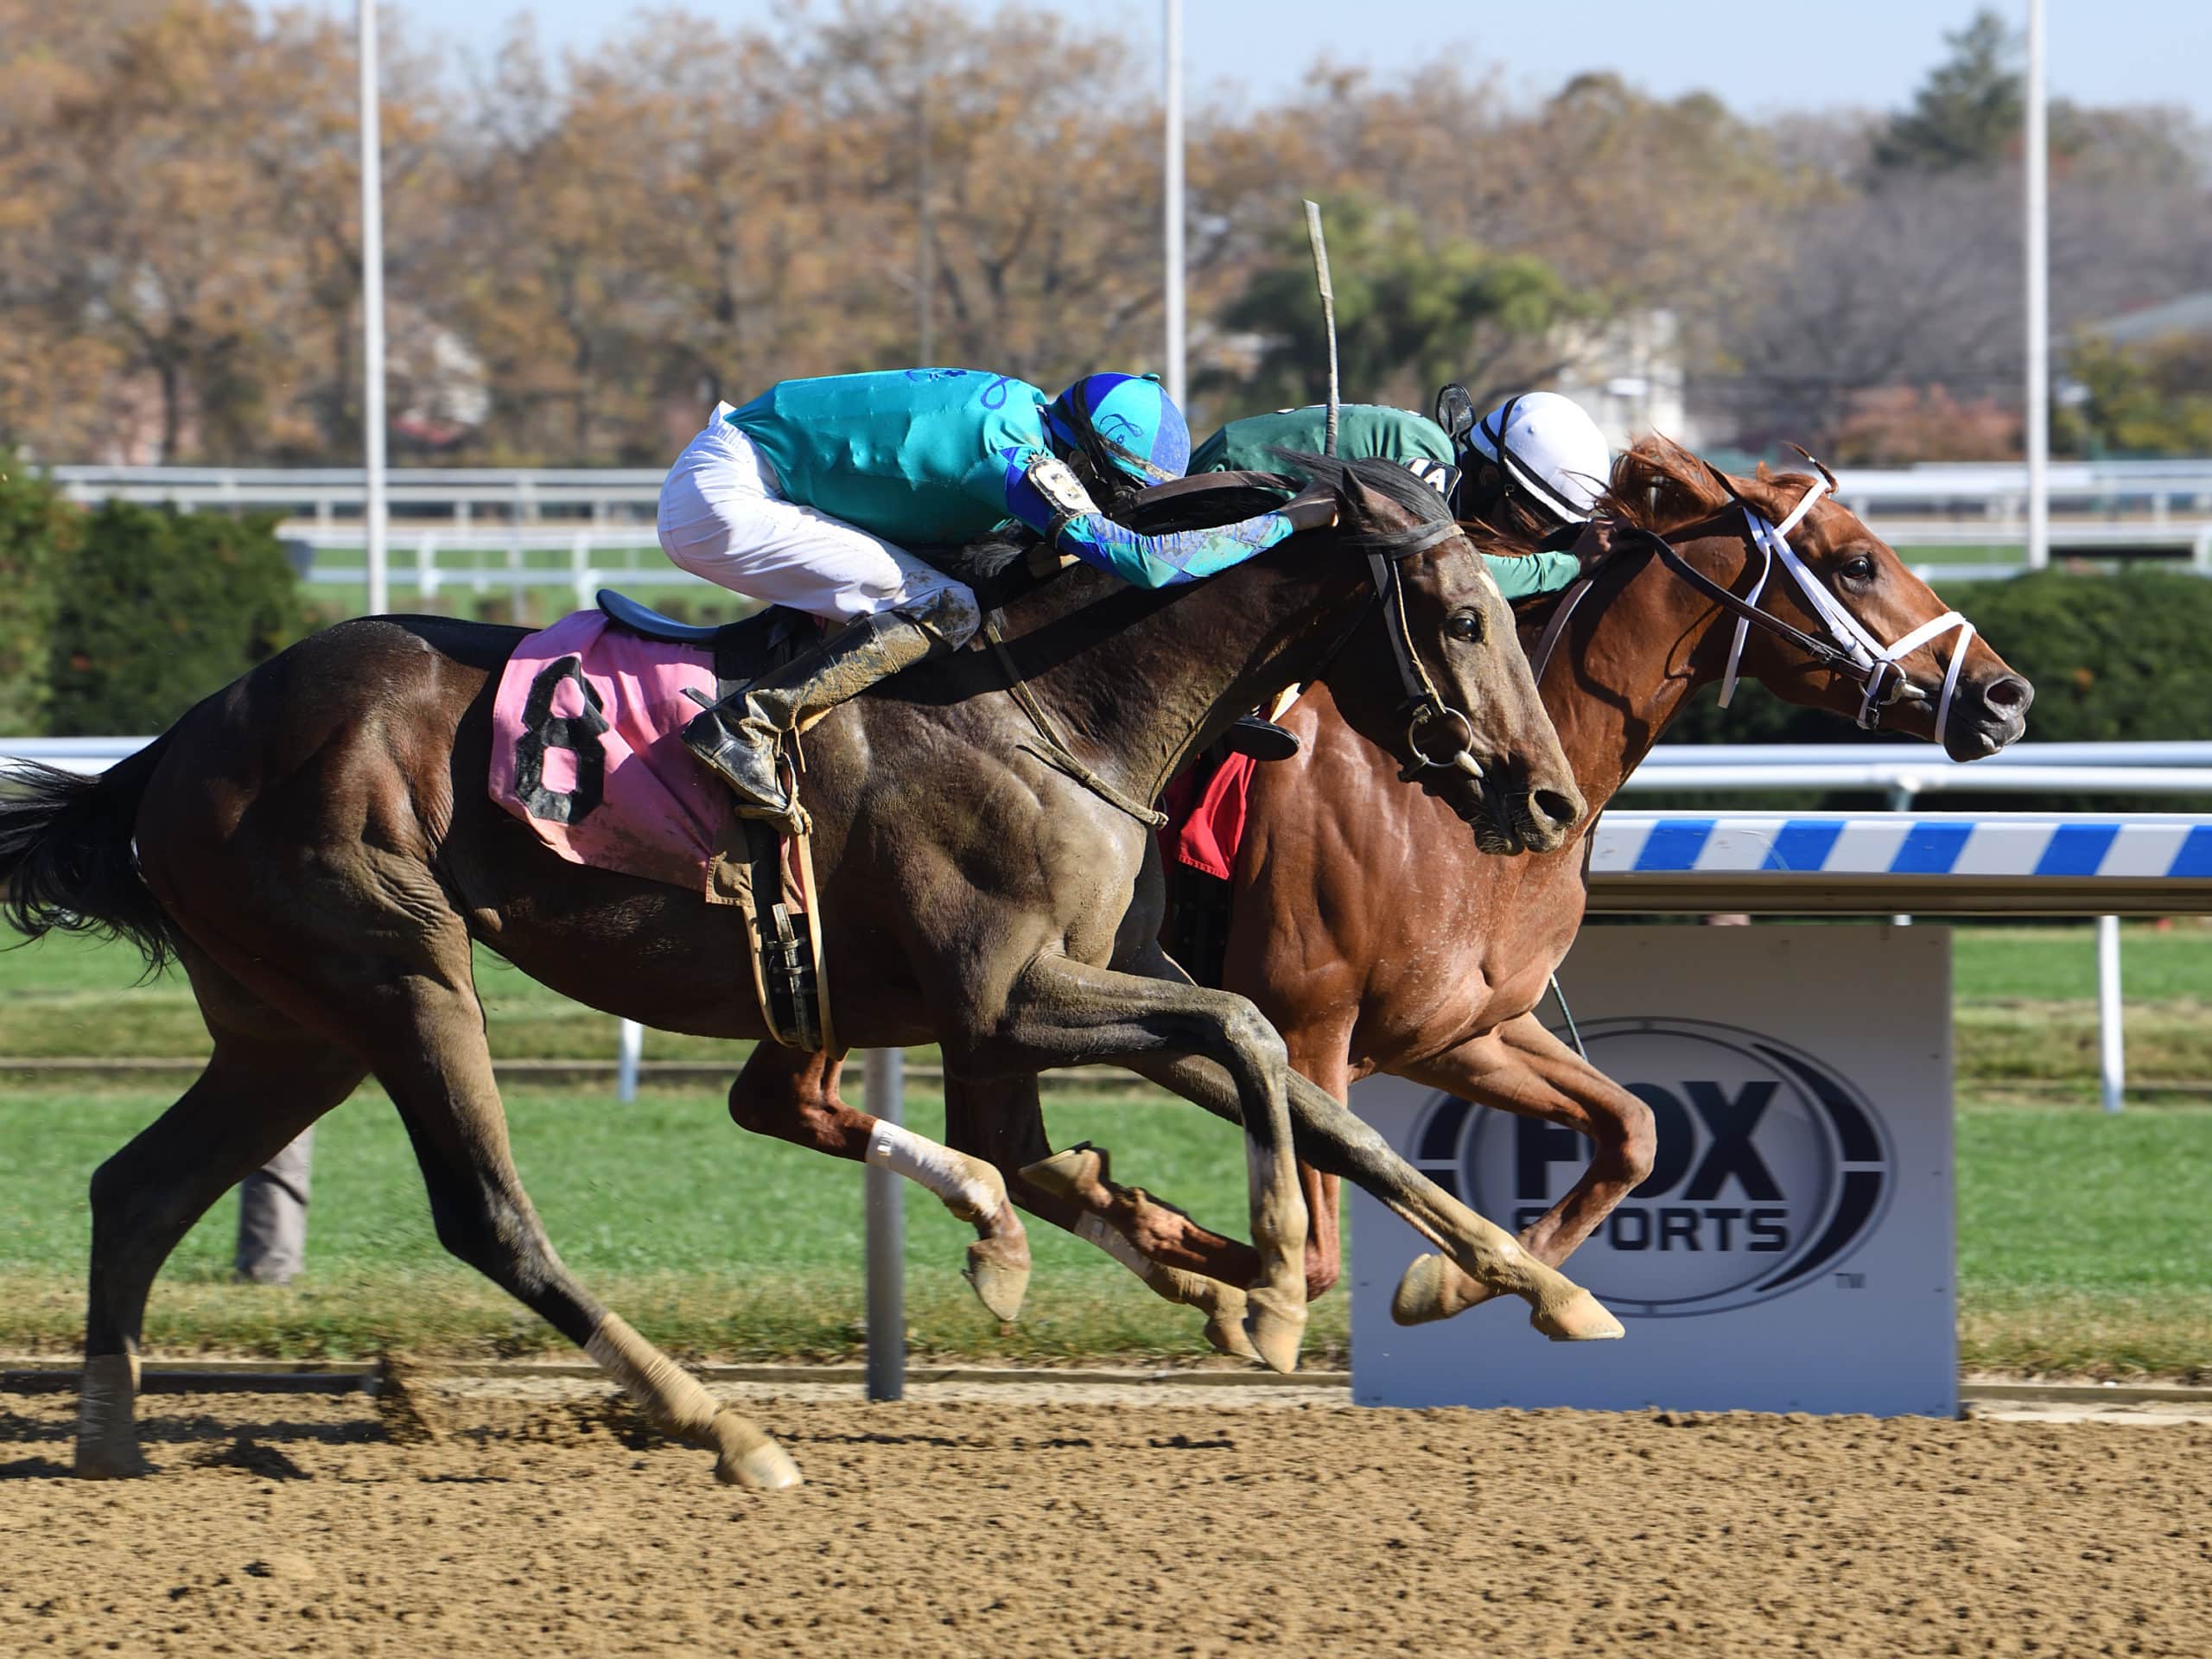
[681,610,946,823]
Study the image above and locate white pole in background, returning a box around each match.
[2023,0,2050,572]
[1162,0,1186,406]
[615,1018,644,1104]
[864,1048,906,1402]
[359,0,390,616]
[2096,915,2126,1114]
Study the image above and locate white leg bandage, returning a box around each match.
[866,1121,1001,1220]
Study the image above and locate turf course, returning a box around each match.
[1,922,2207,1374]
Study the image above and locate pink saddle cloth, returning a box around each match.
[487,610,739,894]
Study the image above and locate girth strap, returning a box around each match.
[981,612,1169,830]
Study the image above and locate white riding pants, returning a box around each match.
[657,406,974,627]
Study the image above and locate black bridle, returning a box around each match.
[1361,524,1490,783]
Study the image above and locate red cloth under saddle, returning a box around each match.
[1159,752,1258,882]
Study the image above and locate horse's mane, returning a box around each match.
[1597,434,1827,538]
[1268,449,1463,556]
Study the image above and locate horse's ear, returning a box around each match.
[1699,452,1748,505]
[1786,442,1840,493]
[1434,383,1476,444]
[1754,461,1776,483]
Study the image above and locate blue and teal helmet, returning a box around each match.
[1045,372,1190,489]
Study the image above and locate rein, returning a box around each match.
[979,612,1170,830]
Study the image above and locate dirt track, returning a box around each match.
[3,1382,2209,1657]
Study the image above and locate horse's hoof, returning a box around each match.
[963,1236,1031,1323]
[1390,1252,1494,1325]
[1531,1287,1624,1343]
[1203,1291,1262,1363]
[1018,1145,1105,1205]
[1243,1287,1307,1376]
[715,1437,804,1492]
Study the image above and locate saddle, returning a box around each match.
[595,588,836,1056]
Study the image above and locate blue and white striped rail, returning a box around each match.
[1587,811,2212,915]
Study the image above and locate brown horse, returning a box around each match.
[1,458,1611,1490]
[734,438,2032,1352]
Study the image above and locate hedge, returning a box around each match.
[0,455,78,737]
[1664,569,2212,749]
[44,501,311,736]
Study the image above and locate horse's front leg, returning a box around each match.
[726,1044,1030,1319]
[1389,1012,1657,1325]
[1131,1040,1624,1344]
[958,953,1310,1373]
[943,1073,1266,1357]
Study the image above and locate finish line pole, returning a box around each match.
[2023,0,2050,572]
[1162,0,1186,406]
[359,0,389,616]
[864,1048,906,1401]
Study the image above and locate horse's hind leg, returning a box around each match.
[79,1015,365,1478]
[364,978,800,1490]
[727,1045,1028,1320]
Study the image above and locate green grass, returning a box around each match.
[3,923,2208,1371]
[0,1080,1323,1364]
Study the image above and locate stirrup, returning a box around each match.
[681,705,807,834]
[1223,715,1300,763]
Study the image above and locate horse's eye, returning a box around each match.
[1446,607,1485,644]
[1840,554,1877,584]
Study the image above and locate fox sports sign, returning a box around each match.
[1350,925,1955,1416]
[1410,1019,1894,1318]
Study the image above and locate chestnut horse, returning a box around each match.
[732,438,2031,1353]
[1,459,1610,1489]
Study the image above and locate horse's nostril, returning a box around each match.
[1983,675,2031,713]
[1531,788,1583,832]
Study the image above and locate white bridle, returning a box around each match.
[1715,476,1978,737]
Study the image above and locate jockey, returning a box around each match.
[658,368,1332,823]
[1192,387,1614,598]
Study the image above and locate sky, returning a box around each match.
[279,0,2212,120]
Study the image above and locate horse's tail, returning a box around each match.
[0,734,180,971]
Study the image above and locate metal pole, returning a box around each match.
[359,0,389,616]
[615,1019,644,1105]
[2024,0,2050,572]
[1888,779,1917,927]
[2096,915,2125,1114]
[1162,0,1185,406]
[863,1047,906,1402]
[915,91,932,364]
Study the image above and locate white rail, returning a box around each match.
[46,460,2212,592]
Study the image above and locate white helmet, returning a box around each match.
[1440,386,1612,526]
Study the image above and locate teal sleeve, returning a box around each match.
[995,442,1297,588]
[1483,549,1582,602]
[1055,509,1296,588]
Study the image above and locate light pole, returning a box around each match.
[2023,0,2049,571]
[1162,0,1186,406]
[359,0,389,616]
